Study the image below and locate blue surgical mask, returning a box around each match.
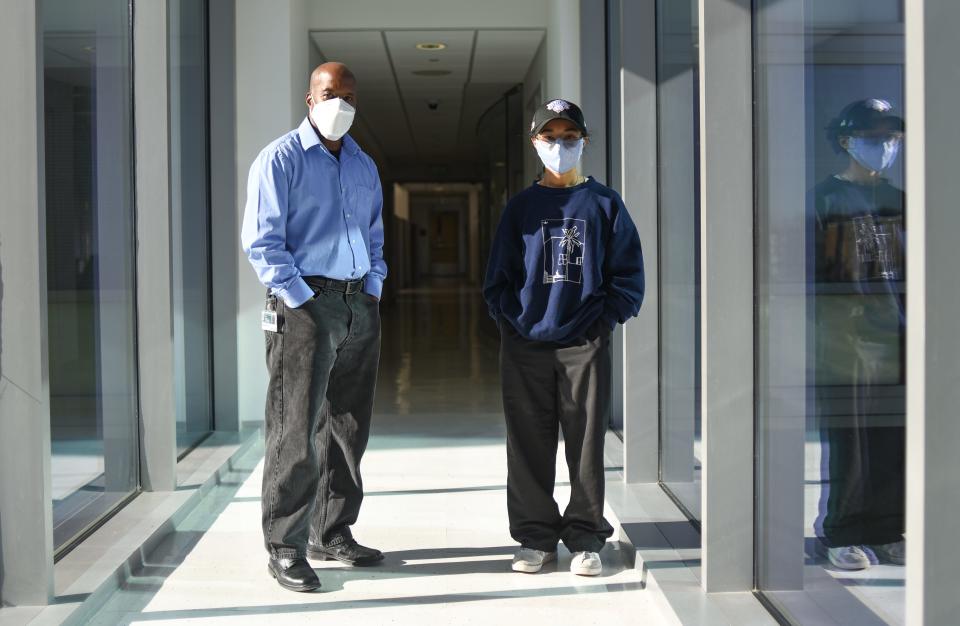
[534,138,584,174]
[846,136,901,173]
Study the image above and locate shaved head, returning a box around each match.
[306,61,358,113]
[310,62,355,89]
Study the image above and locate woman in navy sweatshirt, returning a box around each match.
[483,99,645,577]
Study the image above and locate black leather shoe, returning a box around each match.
[268,556,321,592]
[307,539,384,566]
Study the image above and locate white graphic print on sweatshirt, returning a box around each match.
[541,218,586,284]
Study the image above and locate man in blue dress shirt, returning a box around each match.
[242,62,387,592]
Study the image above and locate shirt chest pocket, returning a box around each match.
[349,185,375,218]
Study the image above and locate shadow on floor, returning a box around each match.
[98,580,646,624]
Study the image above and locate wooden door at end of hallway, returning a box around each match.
[430,210,460,275]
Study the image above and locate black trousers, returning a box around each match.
[261,285,380,559]
[499,318,615,553]
[820,424,905,547]
[818,333,906,548]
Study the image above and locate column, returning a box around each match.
[905,0,960,622]
[697,0,755,592]
[0,0,55,605]
[134,0,177,491]
[618,0,659,483]
[209,0,240,431]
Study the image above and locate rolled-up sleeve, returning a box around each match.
[363,167,388,299]
[241,150,314,308]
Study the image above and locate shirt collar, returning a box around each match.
[297,117,359,157]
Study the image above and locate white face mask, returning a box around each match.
[310,97,356,141]
[534,138,584,174]
[846,136,901,173]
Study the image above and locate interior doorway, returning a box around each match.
[391,183,483,289]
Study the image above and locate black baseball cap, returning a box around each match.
[826,98,904,153]
[529,99,589,137]
[827,98,904,137]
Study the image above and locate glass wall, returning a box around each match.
[605,0,623,434]
[656,0,702,522]
[42,0,140,553]
[754,0,906,623]
[169,0,213,455]
[478,85,524,273]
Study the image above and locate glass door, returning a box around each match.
[754,0,906,623]
[43,0,140,554]
[169,0,214,455]
[656,0,702,523]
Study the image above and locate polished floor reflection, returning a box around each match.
[87,284,663,625]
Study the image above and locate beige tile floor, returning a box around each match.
[86,284,666,625]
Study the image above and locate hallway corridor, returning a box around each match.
[86,286,665,625]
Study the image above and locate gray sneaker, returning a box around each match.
[870,539,905,565]
[827,545,874,570]
[512,548,557,573]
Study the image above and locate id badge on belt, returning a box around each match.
[262,296,279,332]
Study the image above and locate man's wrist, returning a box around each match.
[276,278,314,308]
[363,275,384,300]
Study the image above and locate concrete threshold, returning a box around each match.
[0,426,262,626]
[602,432,779,626]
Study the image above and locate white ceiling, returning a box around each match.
[309,28,544,170]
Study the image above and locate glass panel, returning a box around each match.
[657,0,701,521]
[754,0,905,623]
[478,87,524,279]
[605,0,623,434]
[169,0,213,455]
[43,0,139,551]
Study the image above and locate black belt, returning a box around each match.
[304,275,365,295]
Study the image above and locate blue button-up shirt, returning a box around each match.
[241,117,387,307]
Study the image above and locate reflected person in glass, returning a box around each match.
[483,99,645,577]
[813,99,906,571]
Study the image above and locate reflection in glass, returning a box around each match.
[754,0,905,623]
[813,98,905,565]
[478,86,524,292]
[169,0,213,455]
[43,0,139,552]
[657,0,702,521]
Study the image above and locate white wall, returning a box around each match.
[290,0,310,127]
[523,0,584,183]
[579,0,608,183]
[523,37,547,184]
[547,0,581,103]
[235,0,312,425]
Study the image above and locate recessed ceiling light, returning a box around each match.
[412,69,452,77]
[416,42,446,51]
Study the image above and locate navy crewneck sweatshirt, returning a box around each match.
[483,177,645,343]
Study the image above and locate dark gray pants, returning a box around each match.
[261,285,380,559]
[499,318,615,553]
